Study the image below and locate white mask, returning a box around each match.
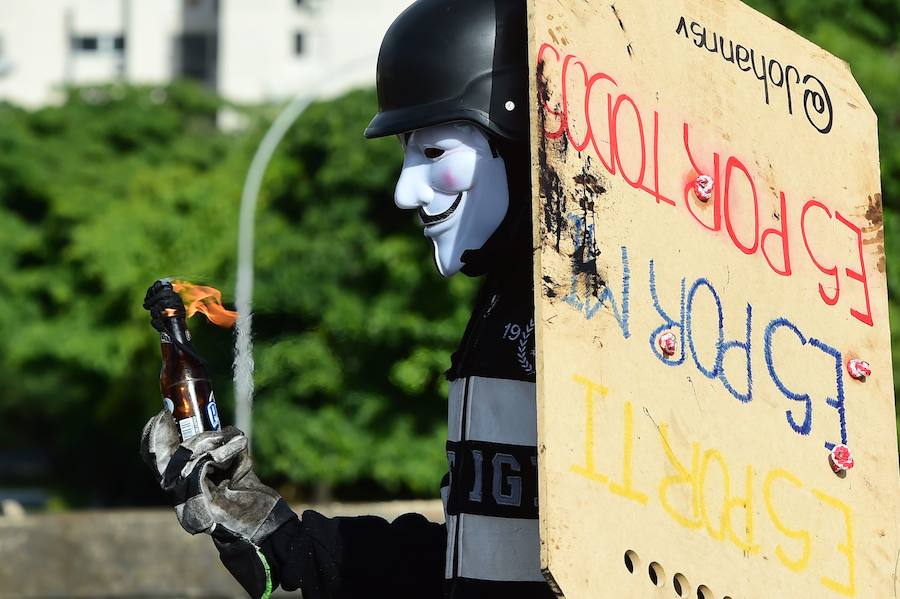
[394,122,509,277]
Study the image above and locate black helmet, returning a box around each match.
[364,0,528,141]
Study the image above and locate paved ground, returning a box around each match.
[0,500,443,598]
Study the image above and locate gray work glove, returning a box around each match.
[140,410,294,546]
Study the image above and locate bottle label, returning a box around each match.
[160,332,172,343]
[206,398,221,430]
[178,415,203,440]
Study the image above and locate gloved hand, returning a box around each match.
[142,279,185,333]
[140,410,294,545]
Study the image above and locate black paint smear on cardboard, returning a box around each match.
[536,58,611,303]
[573,159,606,198]
[542,275,558,298]
[536,59,567,252]
[611,4,625,31]
[556,117,569,159]
[570,158,608,299]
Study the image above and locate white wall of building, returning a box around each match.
[0,1,70,106]
[124,0,182,84]
[0,0,414,109]
[217,0,413,104]
[67,0,126,84]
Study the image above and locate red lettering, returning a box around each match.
[760,191,792,276]
[611,94,646,189]
[537,41,875,327]
[723,156,760,255]
[562,55,593,152]
[682,123,721,232]
[537,43,565,139]
[585,71,618,175]
[643,111,676,206]
[835,212,873,327]
[800,200,840,306]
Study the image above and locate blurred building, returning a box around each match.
[0,0,412,108]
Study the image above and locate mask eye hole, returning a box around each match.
[424,147,445,159]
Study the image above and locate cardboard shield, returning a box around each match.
[528,1,900,597]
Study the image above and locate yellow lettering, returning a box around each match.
[658,424,702,529]
[567,371,856,595]
[764,468,811,573]
[608,401,649,504]
[812,488,855,597]
[699,449,729,541]
[724,465,759,554]
[570,374,608,483]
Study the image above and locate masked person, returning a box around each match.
[141,1,553,598]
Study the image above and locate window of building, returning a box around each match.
[294,32,305,56]
[180,34,208,79]
[71,35,125,53]
[72,36,99,52]
[178,33,217,86]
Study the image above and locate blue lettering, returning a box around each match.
[564,214,630,338]
[719,303,753,403]
[685,278,724,378]
[808,337,847,450]
[764,318,812,435]
[648,259,686,365]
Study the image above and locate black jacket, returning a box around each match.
[216,260,554,599]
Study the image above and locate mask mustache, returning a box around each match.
[419,192,464,225]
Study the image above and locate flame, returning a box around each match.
[172,280,238,328]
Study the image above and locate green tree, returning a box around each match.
[0,83,474,505]
[0,82,247,505]
[248,92,476,498]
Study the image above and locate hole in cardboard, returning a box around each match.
[673,573,690,598]
[648,562,665,587]
[624,550,639,574]
[697,585,714,599]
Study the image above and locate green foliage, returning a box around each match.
[248,94,475,496]
[0,82,473,504]
[0,82,245,504]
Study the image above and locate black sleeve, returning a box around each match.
[214,510,447,599]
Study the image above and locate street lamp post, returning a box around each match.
[233,57,374,448]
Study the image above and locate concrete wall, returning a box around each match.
[0,500,443,598]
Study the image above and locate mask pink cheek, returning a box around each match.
[441,171,458,189]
